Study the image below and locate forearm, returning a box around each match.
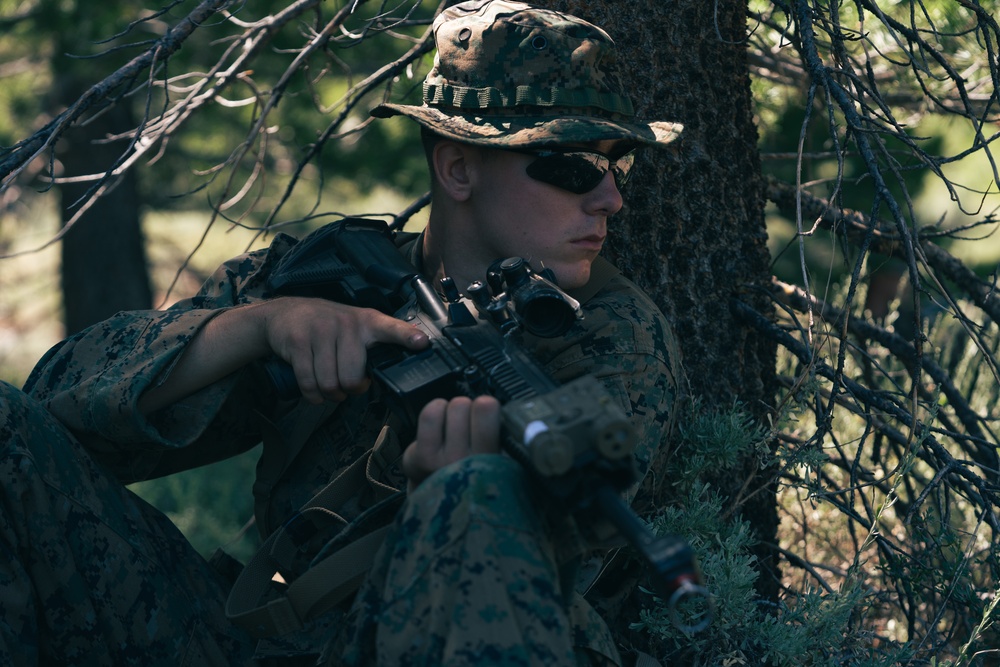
[138,302,269,415]
[139,294,431,414]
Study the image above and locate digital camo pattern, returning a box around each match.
[424,0,627,114]
[335,455,621,667]
[8,218,679,664]
[22,231,394,535]
[0,381,253,666]
[371,0,684,149]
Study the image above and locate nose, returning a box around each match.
[585,170,624,216]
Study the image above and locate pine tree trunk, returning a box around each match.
[553,0,781,605]
[52,20,152,335]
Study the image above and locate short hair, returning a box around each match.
[419,126,498,192]
[420,126,441,170]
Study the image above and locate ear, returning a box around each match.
[431,140,475,202]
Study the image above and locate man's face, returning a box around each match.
[463,140,629,290]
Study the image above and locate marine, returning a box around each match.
[0,1,683,664]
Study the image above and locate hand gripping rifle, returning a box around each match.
[263,217,711,632]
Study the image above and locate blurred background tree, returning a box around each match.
[1,0,998,664]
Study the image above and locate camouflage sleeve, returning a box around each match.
[525,273,681,504]
[22,233,299,483]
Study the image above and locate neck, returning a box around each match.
[420,204,488,296]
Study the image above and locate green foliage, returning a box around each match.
[129,445,263,562]
[672,398,771,484]
[630,400,877,665]
[632,384,997,665]
[0,0,437,229]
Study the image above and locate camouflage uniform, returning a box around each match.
[1,1,684,664]
[0,223,677,665]
[0,380,255,666]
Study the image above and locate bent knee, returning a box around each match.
[403,453,546,538]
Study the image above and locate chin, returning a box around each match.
[551,264,592,290]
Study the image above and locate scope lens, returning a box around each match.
[518,294,576,337]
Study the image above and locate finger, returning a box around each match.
[402,398,449,486]
[309,338,346,402]
[335,327,371,395]
[442,396,473,456]
[409,398,448,460]
[415,397,448,449]
[364,311,429,350]
[469,396,501,455]
[290,352,325,405]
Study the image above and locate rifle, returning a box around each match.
[261,216,711,632]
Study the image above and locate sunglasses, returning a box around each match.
[510,147,637,195]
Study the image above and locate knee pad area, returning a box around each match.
[392,454,554,564]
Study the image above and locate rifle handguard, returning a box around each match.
[502,375,634,477]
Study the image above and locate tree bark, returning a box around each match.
[52,10,152,335]
[57,103,152,335]
[552,0,780,606]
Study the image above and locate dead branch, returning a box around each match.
[733,296,1000,530]
[771,277,1000,467]
[767,176,1000,326]
[0,0,233,185]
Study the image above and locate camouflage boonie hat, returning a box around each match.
[371,0,682,149]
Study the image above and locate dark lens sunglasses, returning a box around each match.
[510,148,637,195]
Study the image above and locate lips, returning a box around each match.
[572,234,606,251]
